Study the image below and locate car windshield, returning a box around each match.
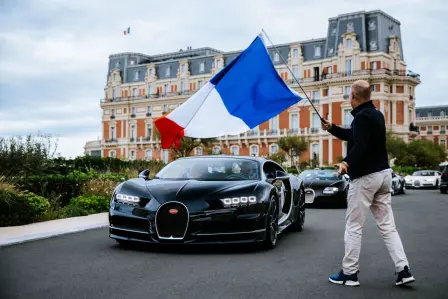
[412,171,435,176]
[155,157,260,181]
[299,170,342,181]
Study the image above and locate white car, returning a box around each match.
[404,170,442,188]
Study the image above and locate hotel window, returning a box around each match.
[131,125,136,138]
[181,79,186,92]
[344,86,351,96]
[291,113,298,131]
[113,73,117,81]
[133,88,138,97]
[346,39,352,48]
[312,90,319,100]
[428,111,433,117]
[250,145,259,156]
[112,88,117,99]
[293,49,298,57]
[110,151,116,158]
[312,113,320,129]
[147,105,152,114]
[271,115,278,133]
[273,52,279,62]
[231,146,239,156]
[372,61,378,70]
[311,144,319,158]
[371,84,377,92]
[148,69,153,76]
[346,59,352,75]
[441,110,446,117]
[441,139,446,149]
[314,46,321,57]
[198,80,204,89]
[110,127,116,139]
[111,109,115,116]
[162,150,169,163]
[344,109,354,127]
[134,71,139,80]
[115,61,120,68]
[148,84,153,96]
[195,147,203,156]
[217,60,222,68]
[131,107,136,115]
[145,150,152,160]
[164,84,169,94]
[181,64,186,72]
[199,62,205,72]
[165,66,171,77]
[292,65,299,78]
[163,104,168,113]
[213,146,221,154]
[146,123,152,138]
[270,144,278,154]
[130,150,136,160]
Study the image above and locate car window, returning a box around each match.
[412,171,435,176]
[262,161,284,179]
[155,158,260,180]
[299,170,341,180]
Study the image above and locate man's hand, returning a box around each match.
[335,162,348,175]
[321,119,332,131]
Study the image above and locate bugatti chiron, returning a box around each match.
[109,156,306,249]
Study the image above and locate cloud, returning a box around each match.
[1,0,447,158]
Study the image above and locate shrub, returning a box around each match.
[0,189,50,226]
[67,194,110,214]
[63,205,89,218]
[82,178,120,198]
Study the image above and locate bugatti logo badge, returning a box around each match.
[169,209,178,215]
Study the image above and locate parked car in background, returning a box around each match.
[440,167,448,194]
[404,170,442,189]
[299,169,349,207]
[391,173,406,195]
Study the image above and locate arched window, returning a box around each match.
[231,146,239,156]
[250,145,259,156]
[270,144,278,154]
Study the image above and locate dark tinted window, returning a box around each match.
[299,170,342,181]
[155,158,260,180]
[412,171,435,176]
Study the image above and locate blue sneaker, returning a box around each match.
[329,270,360,286]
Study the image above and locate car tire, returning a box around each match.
[441,188,447,194]
[435,180,439,189]
[262,194,279,249]
[290,189,305,232]
[401,183,406,194]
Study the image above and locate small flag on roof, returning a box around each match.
[154,32,303,149]
[123,27,130,35]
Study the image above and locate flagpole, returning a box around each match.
[261,29,324,121]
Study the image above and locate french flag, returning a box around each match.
[155,33,302,149]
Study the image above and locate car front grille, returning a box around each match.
[414,180,421,187]
[155,202,189,240]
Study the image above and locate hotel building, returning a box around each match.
[85,10,421,165]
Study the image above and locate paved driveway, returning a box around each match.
[1,190,447,299]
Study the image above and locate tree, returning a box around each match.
[278,136,309,169]
[268,152,287,165]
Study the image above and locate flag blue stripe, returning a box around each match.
[210,36,302,129]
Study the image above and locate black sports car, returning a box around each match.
[109,156,306,249]
[299,169,349,207]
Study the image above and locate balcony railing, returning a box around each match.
[416,115,448,121]
[427,131,433,135]
[105,138,117,143]
[441,130,446,134]
[310,128,320,134]
[100,90,197,104]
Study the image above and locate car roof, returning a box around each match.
[176,155,268,163]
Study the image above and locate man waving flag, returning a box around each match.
[155,33,303,149]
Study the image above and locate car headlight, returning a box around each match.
[115,193,140,205]
[323,187,339,194]
[220,196,257,207]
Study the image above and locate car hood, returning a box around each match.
[303,179,345,197]
[144,179,260,205]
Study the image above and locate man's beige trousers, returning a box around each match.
[342,169,409,274]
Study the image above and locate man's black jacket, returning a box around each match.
[328,100,389,180]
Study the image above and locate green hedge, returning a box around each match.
[66,195,110,214]
[0,190,50,226]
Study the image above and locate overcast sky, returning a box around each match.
[0,0,446,158]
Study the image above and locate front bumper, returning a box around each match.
[405,180,437,188]
[109,202,268,245]
[305,188,346,206]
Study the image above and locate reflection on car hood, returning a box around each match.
[145,179,259,205]
[303,179,342,188]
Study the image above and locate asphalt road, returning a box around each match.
[1,190,447,299]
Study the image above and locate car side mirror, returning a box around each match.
[138,169,151,180]
[275,170,289,180]
[343,174,350,181]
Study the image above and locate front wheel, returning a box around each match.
[262,195,279,249]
